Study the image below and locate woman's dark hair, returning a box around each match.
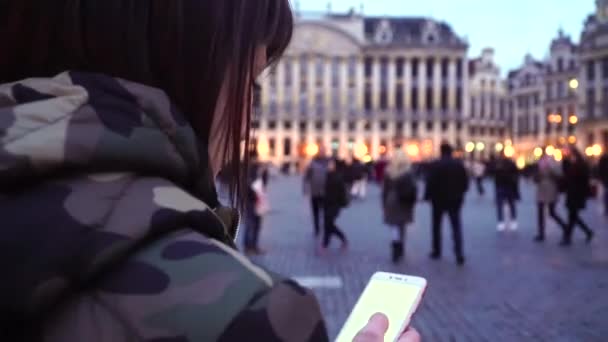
[0,0,293,208]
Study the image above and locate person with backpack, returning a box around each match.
[382,151,418,263]
[319,158,349,255]
[303,148,329,237]
[494,153,520,231]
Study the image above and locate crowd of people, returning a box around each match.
[261,142,608,266]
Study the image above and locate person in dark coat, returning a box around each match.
[493,153,520,231]
[424,143,469,265]
[599,152,608,216]
[533,154,567,242]
[383,151,417,263]
[303,149,329,237]
[243,158,265,255]
[319,159,349,254]
[561,148,595,246]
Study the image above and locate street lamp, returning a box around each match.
[504,145,515,158]
[465,142,475,153]
[534,147,543,158]
[476,142,486,151]
[545,145,555,156]
[304,143,319,157]
[569,78,579,90]
[568,115,578,125]
[568,135,577,144]
[495,142,504,152]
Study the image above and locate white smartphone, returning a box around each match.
[335,272,427,342]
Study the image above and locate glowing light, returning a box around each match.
[568,135,577,144]
[555,115,563,124]
[533,147,543,158]
[592,144,603,156]
[421,140,433,155]
[554,149,563,162]
[465,142,476,153]
[569,116,578,125]
[585,147,593,157]
[257,140,270,157]
[569,78,579,89]
[354,143,369,159]
[305,143,320,157]
[476,142,486,151]
[495,143,504,152]
[406,144,420,157]
[559,137,566,145]
[362,155,373,163]
[504,145,515,158]
[379,145,387,154]
[545,145,555,156]
[505,139,513,146]
[516,156,526,170]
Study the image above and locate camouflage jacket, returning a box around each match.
[0,72,328,341]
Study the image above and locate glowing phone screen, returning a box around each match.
[335,279,423,342]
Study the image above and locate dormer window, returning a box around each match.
[422,20,440,45]
[374,20,393,45]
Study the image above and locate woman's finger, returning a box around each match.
[352,313,389,342]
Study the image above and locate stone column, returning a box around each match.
[418,58,427,114]
[462,57,470,119]
[356,56,365,111]
[308,56,316,112]
[433,58,442,111]
[388,56,397,110]
[276,60,285,114]
[448,58,457,111]
[404,58,412,111]
[260,68,271,110]
[372,56,381,110]
[292,56,300,114]
[340,57,349,109]
[595,60,602,104]
[324,56,332,112]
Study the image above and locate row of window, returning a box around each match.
[363,86,463,111]
[585,58,608,81]
[584,88,608,118]
[516,93,541,109]
[545,80,573,100]
[470,96,507,119]
[364,57,464,79]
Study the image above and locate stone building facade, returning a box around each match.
[255,10,470,168]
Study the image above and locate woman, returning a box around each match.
[534,153,567,242]
[382,151,417,263]
[0,1,423,341]
[243,153,269,255]
[320,159,349,254]
[561,148,595,246]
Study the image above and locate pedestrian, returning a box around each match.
[598,152,608,216]
[319,158,349,255]
[424,143,469,265]
[0,1,356,340]
[561,147,595,246]
[533,153,567,242]
[351,158,368,200]
[303,148,329,237]
[243,156,269,255]
[494,153,520,231]
[382,151,417,263]
[472,159,486,196]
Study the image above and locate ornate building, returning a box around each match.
[508,54,546,158]
[544,30,580,151]
[467,48,509,160]
[255,10,469,169]
[578,0,608,156]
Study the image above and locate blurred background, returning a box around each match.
[234,1,608,340]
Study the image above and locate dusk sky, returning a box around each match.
[299,0,596,74]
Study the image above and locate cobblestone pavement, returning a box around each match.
[246,176,608,342]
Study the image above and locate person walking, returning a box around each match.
[351,158,368,200]
[533,154,567,242]
[561,148,595,246]
[424,143,469,265]
[599,152,608,217]
[303,149,329,237]
[319,159,349,255]
[243,156,270,255]
[472,159,486,196]
[494,153,520,231]
[382,151,417,263]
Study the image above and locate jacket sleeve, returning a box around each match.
[48,231,329,342]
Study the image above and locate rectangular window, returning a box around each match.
[396,57,405,78]
[441,87,448,111]
[269,138,276,156]
[380,121,388,131]
[348,122,356,131]
[284,60,292,87]
[380,90,388,110]
[480,96,486,118]
[557,58,563,73]
[441,121,448,132]
[603,58,608,79]
[331,57,340,87]
[441,58,449,78]
[546,82,553,100]
[470,97,476,118]
[489,95,495,119]
[380,57,389,84]
[588,61,596,81]
[456,59,463,79]
[588,89,596,118]
[396,84,404,110]
[299,121,307,132]
[411,121,419,136]
[364,84,373,111]
[426,87,433,111]
[557,81,565,98]
[331,121,340,131]
[456,88,462,111]
[364,57,374,77]
[412,87,418,111]
[411,58,419,77]
[426,59,434,79]
[426,121,433,131]
[283,138,291,157]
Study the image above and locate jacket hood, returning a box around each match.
[0,71,219,205]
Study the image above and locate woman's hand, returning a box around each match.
[353,313,421,342]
